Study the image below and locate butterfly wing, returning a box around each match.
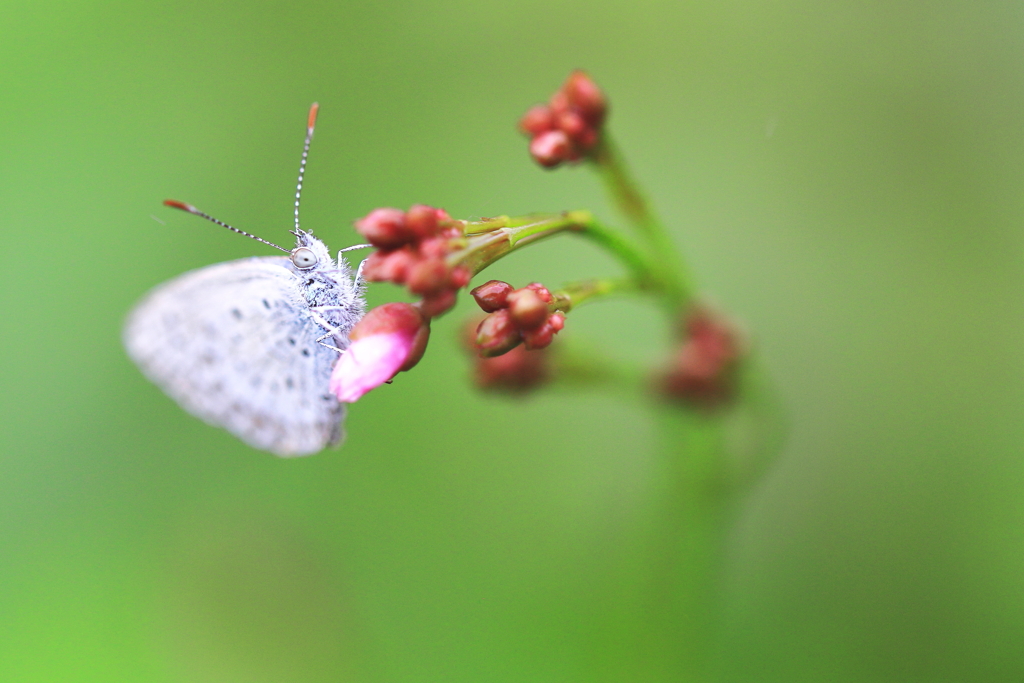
[124,257,345,456]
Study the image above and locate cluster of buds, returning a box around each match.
[657,306,744,408]
[356,205,471,317]
[470,280,565,357]
[472,344,551,394]
[519,70,607,168]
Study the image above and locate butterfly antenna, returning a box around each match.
[294,102,319,234]
[163,200,290,253]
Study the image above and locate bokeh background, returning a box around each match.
[2,1,1023,681]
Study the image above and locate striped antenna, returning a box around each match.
[294,102,319,233]
[163,200,290,253]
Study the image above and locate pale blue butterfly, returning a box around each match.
[124,104,370,456]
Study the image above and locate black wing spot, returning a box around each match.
[288,337,296,346]
[301,348,310,357]
[262,299,271,309]
[285,377,294,389]
[231,308,242,320]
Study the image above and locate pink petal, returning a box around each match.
[330,332,415,403]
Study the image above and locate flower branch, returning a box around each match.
[549,277,636,312]
[591,136,693,307]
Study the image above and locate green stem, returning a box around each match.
[451,211,674,307]
[550,277,636,313]
[592,135,695,307]
[643,409,735,682]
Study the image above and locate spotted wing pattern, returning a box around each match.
[123,257,345,456]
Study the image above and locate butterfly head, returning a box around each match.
[289,229,333,271]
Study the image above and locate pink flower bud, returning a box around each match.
[330,303,430,402]
[470,280,513,312]
[562,70,607,126]
[406,204,442,239]
[555,109,589,142]
[507,288,549,330]
[658,306,743,408]
[406,258,451,296]
[529,130,571,168]
[548,312,565,332]
[354,208,414,249]
[522,321,555,350]
[419,289,458,318]
[524,282,553,303]
[549,90,571,117]
[519,105,555,137]
[474,345,550,393]
[362,247,417,284]
[418,235,454,259]
[475,309,522,357]
[449,266,472,289]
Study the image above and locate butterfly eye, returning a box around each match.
[291,247,318,269]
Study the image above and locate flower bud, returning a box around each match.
[562,70,607,126]
[418,290,458,318]
[405,204,443,240]
[549,90,571,117]
[555,109,589,142]
[522,321,555,350]
[418,235,454,258]
[449,266,472,289]
[406,258,451,296]
[523,282,553,303]
[354,208,414,249]
[529,130,571,168]
[658,306,743,408]
[507,288,549,330]
[361,247,417,284]
[330,303,431,402]
[519,104,555,136]
[475,309,522,357]
[470,280,513,312]
[474,345,550,393]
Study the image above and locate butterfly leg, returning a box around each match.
[308,309,347,354]
[354,258,368,288]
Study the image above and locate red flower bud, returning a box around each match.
[418,235,453,259]
[507,288,549,330]
[354,208,414,249]
[562,70,607,126]
[406,204,442,240]
[658,306,743,408]
[476,309,522,357]
[519,104,555,137]
[362,247,417,284]
[470,280,513,312]
[522,321,555,350]
[549,90,571,117]
[419,289,458,318]
[449,266,472,289]
[406,258,451,296]
[524,282,553,303]
[529,130,571,168]
[474,345,550,393]
[555,109,589,142]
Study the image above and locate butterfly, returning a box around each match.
[124,104,369,456]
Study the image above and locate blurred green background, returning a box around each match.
[2,0,1023,681]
